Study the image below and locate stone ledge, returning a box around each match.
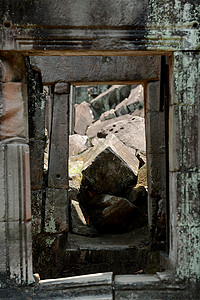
[39,272,113,290]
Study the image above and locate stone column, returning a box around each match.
[169,52,200,282]
[25,58,46,237]
[46,82,69,234]
[146,81,167,247]
[0,56,34,286]
[69,85,76,135]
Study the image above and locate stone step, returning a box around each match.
[62,246,149,277]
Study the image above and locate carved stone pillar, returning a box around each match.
[146,80,167,247]
[0,55,34,286]
[169,52,200,282]
[46,82,69,234]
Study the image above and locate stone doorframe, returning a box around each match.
[0,53,170,285]
[1,48,200,286]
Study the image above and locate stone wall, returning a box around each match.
[0,0,199,285]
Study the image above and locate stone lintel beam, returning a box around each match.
[30,56,160,85]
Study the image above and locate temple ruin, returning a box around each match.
[0,0,199,298]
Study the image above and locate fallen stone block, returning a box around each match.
[86,114,131,139]
[80,194,139,234]
[71,200,98,237]
[97,116,146,153]
[90,85,131,120]
[74,101,94,135]
[69,134,91,157]
[126,85,144,113]
[122,185,148,224]
[115,98,129,116]
[99,108,116,121]
[80,134,139,194]
[136,164,147,187]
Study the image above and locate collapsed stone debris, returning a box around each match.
[69,85,147,235]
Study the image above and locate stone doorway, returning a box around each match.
[27,55,170,279]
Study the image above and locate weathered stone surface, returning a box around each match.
[169,104,200,172]
[0,222,7,274]
[169,170,200,281]
[71,200,98,237]
[54,82,70,94]
[147,153,166,243]
[69,134,90,157]
[45,189,68,234]
[75,85,110,104]
[68,184,79,202]
[126,85,144,113]
[147,153,166,200]
[131,108,144,117]
[74,101,94,135]
[29,140,45,189]
[80,194,139,234]
[147,81,160,112]
[146,111,165,155]
[100,109,116,121]
[2,1,199,52]
[48,91,69,189]
[137,164,147,187]
[91,85,131,120]
[122,186,148,225]
[32,233,68,280]
[86,114,132,139]
[80,134,139,191]
[115,98,129,117]
[31,190,43,235]
[81,146,137,196]
[0,83,28,141]
[0,142,31,222]
[30,56,160,84]
[98,116,146,153]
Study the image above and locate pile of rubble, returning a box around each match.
[69,85,147,236]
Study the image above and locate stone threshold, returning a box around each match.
[0,272,200,299]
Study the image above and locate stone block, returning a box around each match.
[0,82,28,141]
[91,85,131,120]
[29,140,45,189]
[74,101,94,135]
[69,134,90,157]
[169,104,200,172]
[146,111,165,154]
[30,56,160,85]
[169,170,200,281]
[114,274,160,289]
[171,52,200,106]
[147,81,160,112]
[126,85,144,113]
[45,188,68,233]
[31,190,43,235]
[28,93,45,140]
[7,221,33,284]
[87,114,132,140]
[48,93,69,188]
[147,153,166,199]
[115,100,129,117]
[0,222,7,273]
[0,142,31,222]
[100,109,116,121]
[98,116,146,153]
